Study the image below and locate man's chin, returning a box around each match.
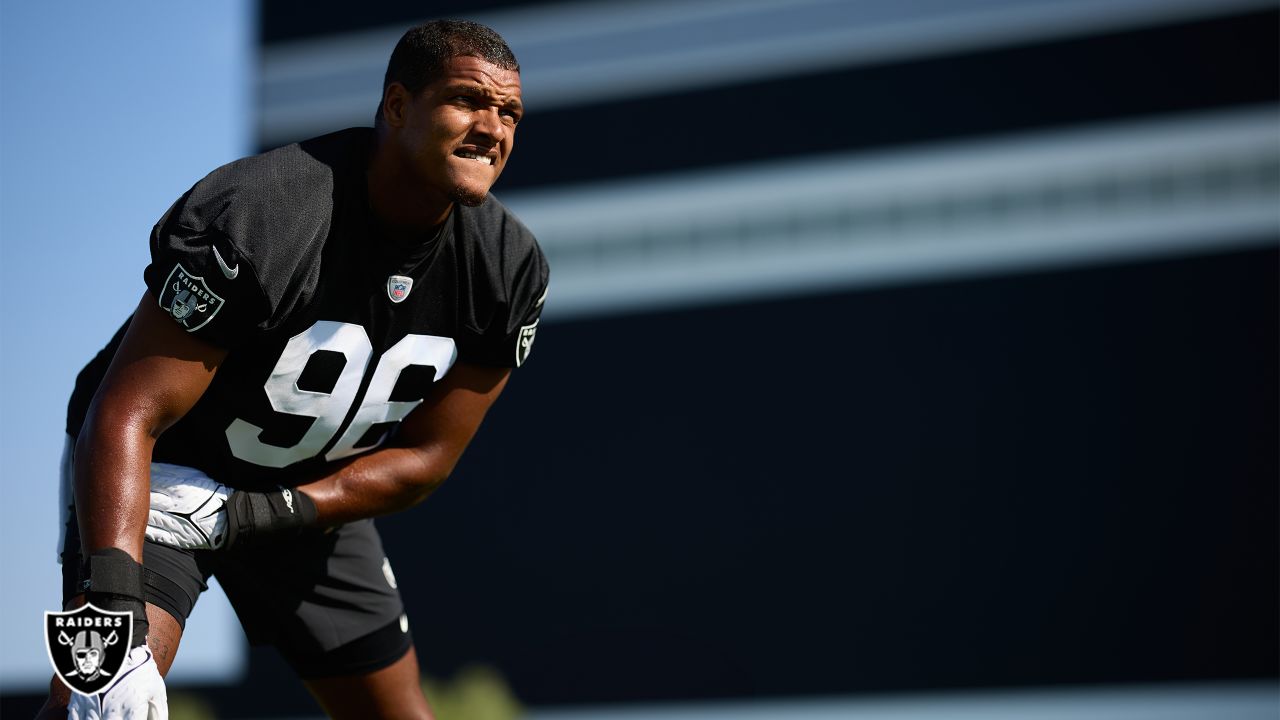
[450,185,489,207]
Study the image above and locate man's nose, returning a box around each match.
[472,107,507,142]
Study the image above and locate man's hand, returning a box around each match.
[222,484,318,547]
[146,463,229,550]
[146,463,317,551]
[67,646,167,720]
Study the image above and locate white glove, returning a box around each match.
[67,645,168,720]
[145,462,229,550]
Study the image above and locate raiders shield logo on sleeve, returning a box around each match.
[44,604,132,695]
[516,320,538,367]
[159,263,225,332]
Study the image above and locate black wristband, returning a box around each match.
[225,486,318,548]
[83,547,149,648]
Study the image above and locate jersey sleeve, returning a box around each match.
[455,216,551,368]
[142,190,273,349]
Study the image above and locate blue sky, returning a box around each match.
[1,1,253,689]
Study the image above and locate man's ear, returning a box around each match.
[381,82,412,129]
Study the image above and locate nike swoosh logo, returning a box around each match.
[212,245,239,280]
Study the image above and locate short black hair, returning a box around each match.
[376,19,519,125]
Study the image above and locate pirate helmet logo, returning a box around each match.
[158,263,225,332]
[71,629,113,680]
[171,288,198,320]
[44,604,132,695]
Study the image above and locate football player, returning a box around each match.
[39,20,547,720]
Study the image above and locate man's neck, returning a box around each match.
[367,134,453,243]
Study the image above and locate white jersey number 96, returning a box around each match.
[225,321,456,468]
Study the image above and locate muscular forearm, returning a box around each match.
[293,363,509,526]
[73,414,157,561]
[69,407,163,648]
[297,445,447,526]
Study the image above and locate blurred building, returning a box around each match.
[243,0,1277,716]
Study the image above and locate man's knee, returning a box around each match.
[145,601,184,676]
[304,647,433,720]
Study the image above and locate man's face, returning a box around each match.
[396,55,523,207]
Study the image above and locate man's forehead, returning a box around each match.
[438,56,521,95]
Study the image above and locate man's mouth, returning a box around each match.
[454,150,495,166]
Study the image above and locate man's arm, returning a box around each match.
[296,362,510,526]
[75,292,225,563]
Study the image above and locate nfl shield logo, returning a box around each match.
[387,275,414,304]
[44,604,132,695]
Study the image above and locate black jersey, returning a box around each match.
[67,128,549,490]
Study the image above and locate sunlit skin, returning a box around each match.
[370,56,523,236]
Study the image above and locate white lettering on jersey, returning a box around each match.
[225,321,456,468]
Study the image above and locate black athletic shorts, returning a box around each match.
[58,439,413,679]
